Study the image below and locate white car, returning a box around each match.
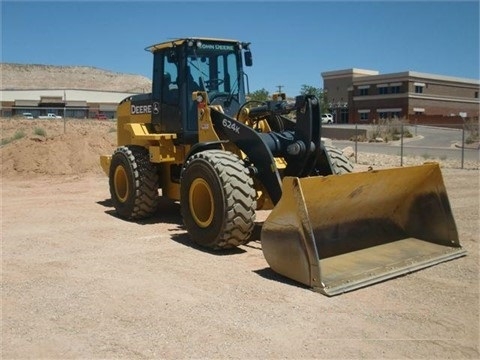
[23,112,34,119]
[39,113,62,119]
[321,113,333,124]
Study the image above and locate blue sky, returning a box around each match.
[2,1,479,95]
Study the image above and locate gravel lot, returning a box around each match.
[2,119,479,359]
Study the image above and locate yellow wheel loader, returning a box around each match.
[100,38,466,296]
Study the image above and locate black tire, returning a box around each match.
[314,144,354,176]
[109,146,159,220]
[180,150,256,250]
[324,144,354,174]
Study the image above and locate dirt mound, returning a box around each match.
[1,119,117,177]
[1,63,152,93]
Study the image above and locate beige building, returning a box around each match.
[0,89,140,119]
[322,69,479,124]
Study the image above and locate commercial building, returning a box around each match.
[322,69,479,124]
[0,89,139,119]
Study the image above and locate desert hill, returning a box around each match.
[0,63,152,93]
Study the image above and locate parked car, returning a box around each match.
[39,113,62,119]
[22,112,34,119]
[321,113,334,124]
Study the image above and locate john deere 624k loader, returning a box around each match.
[100,37,465,296]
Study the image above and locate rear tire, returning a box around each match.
[314,144,354,176]
[109,146,159,220]
[180,150,256,249]
[324,144,354,174]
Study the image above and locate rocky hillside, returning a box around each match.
[1,63,152,93]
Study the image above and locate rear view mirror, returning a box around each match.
[244,50,252,67]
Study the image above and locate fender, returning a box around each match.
[184,140,229,162]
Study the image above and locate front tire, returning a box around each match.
[109,146,159,220]
[180,150,256,249]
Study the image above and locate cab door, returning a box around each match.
[151,50,182,135]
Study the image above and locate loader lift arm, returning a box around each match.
[209,95,325,205]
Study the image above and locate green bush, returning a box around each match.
[1,130,26,146]
[33,127,47,137]
[12,130,26,140]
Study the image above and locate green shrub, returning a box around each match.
[1,130,26,146]
[33,127,47,137]
[12,130,26,140]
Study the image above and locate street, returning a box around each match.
[330,124,479,164]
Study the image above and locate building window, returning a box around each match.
[391,86,400,94]
[378,111,400,119]
[358,110,370,121]
[358,85,370,96]
[413,107,425,116]
[378,110,401,119]
[475,91,479,98]
[414,82,425,94]
[378,87,388,95]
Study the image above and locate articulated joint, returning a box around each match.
[286,140,315,156]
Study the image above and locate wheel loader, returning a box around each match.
[100,37,466,296]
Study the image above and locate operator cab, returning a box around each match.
[147,38,252,143]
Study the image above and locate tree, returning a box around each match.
[247,88,269,102]
[300,84,321,98]
[300,84,329,115]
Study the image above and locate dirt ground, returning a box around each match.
[1,119,479,359]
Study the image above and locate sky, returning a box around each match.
[1,0,479,95]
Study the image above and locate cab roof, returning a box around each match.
[145,37,244,53]
[145,37,241,53]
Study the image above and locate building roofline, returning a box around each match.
[322,68,479,85]
[354,71,479,85]
[322,68,380,78]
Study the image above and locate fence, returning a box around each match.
[1,111,478,170]
[330,119,479,170]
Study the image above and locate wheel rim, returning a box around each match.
[189,178,214,228]
[114,165,129,203]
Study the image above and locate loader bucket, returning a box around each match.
[261,163,466,296]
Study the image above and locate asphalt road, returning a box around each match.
[330,124,479,164]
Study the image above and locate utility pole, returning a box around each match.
[276,85,284,93]
[63,90,67,134]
